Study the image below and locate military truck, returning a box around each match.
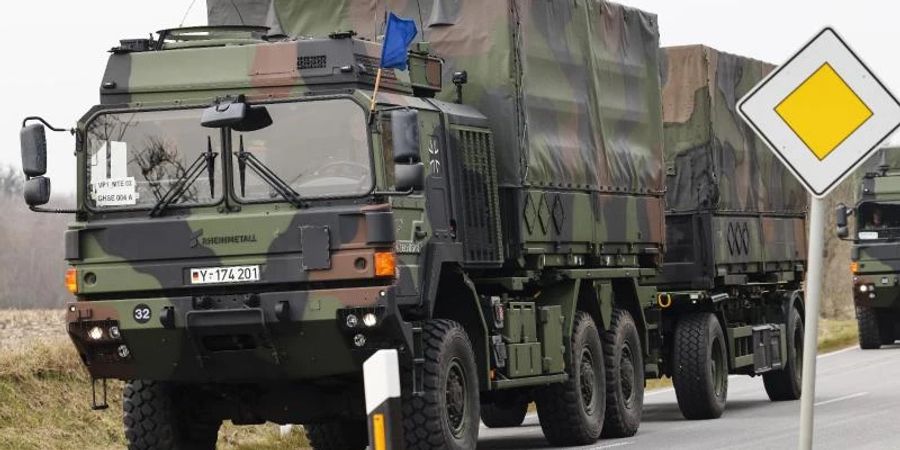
[17,1,807,449]
[836,149,900,349]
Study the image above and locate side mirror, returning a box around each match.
[390,110,420,163]
[835,203,849,228]
[201,99,247,128]
[835,203,850,238]
[395,163,425,192]
[24,176,51,206]
[20,123,47,177]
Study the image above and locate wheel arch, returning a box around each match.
[431,263,491,390]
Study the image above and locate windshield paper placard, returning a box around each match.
[92,176,138,206]
[90,141,138,206]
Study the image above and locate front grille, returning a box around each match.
[455,128,503,264]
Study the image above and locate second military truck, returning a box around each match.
[19,1,808,449]
[837,149,900,349]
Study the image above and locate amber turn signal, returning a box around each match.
[850,262,859,274]
[374,251,397,278]
[65,267,78,294]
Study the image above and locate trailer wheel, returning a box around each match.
[601,308,644,437]
[857,305,888,349]
[535,312,605,446]
[306,420,368,450]
[763,307,803,401]
[480,398,528,428]
[672,313,728,420]
[123,380,220,450]
[402,319,480,450]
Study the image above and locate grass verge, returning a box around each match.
[0,338,310,450]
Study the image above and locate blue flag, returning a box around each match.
[380,12,418,70]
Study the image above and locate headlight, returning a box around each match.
[859,284,869,293]
[108,326,121,339]
[345,314,359,328]
[362,313,378,327]
[88,326,103,341]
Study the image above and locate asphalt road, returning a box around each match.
[478,343,900,449]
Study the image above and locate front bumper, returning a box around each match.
[853,275,900,309]
[67,285,411,382]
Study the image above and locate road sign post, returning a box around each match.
[799,197,825,449]
[738,27,900,450]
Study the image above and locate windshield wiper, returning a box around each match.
[149,136,218,217]
[235,135,306,207]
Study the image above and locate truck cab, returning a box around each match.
[838,154,900,349]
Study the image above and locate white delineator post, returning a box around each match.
[799,196,825,449]
[363,349,403,450]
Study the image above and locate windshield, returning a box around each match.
[232,99,372,201]
[858,202,900,239]
[85,108,220,209]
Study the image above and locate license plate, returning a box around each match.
[190,265,261,285]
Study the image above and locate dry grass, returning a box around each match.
[0,309,310,450]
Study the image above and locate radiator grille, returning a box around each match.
[455,128,503,263]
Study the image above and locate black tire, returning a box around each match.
[306,420,368,450]
[857,305,883,350]
[672,313,728,420]
[763,306,804,401]
[402,320,480,450]
[601,308,644,438]
[480,399,528,428]
[123,380,220,450]
[535,312,606,446]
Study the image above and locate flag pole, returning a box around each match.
[370,68,384,116]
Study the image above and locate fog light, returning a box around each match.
[108,326,121,339]
[88,326,103,341]
[363,313,378,327]
[353,333,367,347]
[117,345,130,358]
[346,314,359,328]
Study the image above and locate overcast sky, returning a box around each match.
[2,1,899,192]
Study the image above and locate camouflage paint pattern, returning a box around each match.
[661,45,807,214]
[213,0,666,194]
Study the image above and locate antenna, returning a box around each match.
[229,0,246,25]
[414,0,426,41]
[178,0,198,27]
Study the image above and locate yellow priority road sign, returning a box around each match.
[739,27,900,197]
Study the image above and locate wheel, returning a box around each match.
[123,380,221,450]
[306,420,368,450]
[672,313,728,420]
[402,320,480,450]
[857,305,883,349]
[763,306,804,401]
[601,308,644,438]
[480,399,528,428]
[535,312,606,446]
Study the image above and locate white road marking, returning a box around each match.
[585,441,634,449]
[814,391,868,407]
[818,346,856,358]
[645,346,858,396]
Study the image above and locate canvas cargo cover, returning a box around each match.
[208,0,665,194]
[661,45,807,213]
